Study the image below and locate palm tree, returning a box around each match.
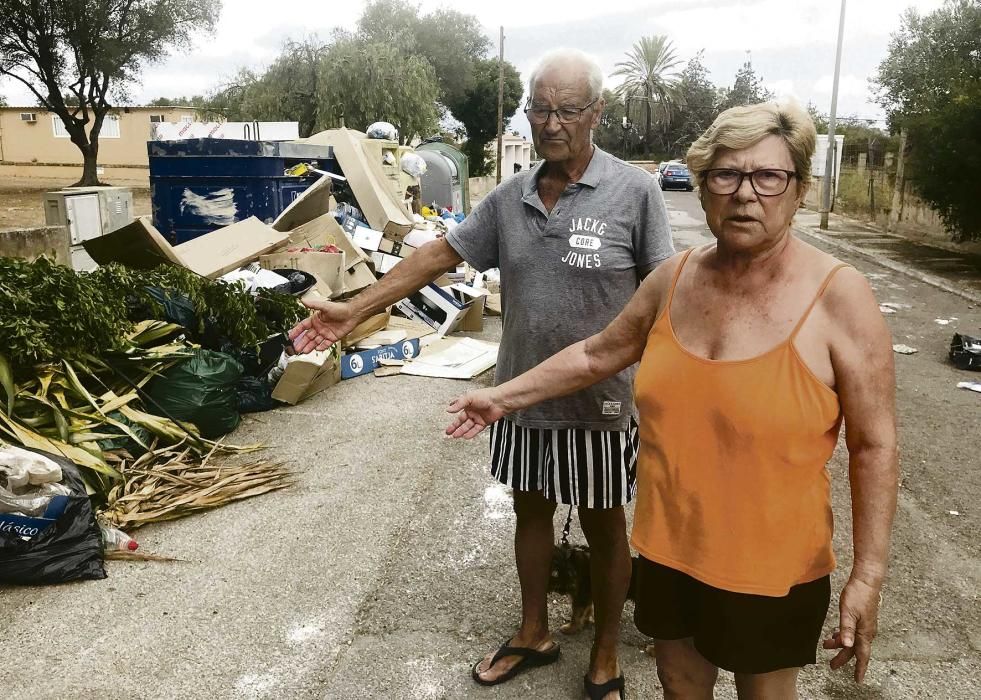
[612,35,682,155]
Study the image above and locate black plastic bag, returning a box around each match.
[0,447,106,585]
[147,349,243,439]
[236,377,277,413]
[950,333,981,371]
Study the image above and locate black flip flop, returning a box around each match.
[584,673,626,700]
[470,638,561,686]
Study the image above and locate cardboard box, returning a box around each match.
[84,215,289,280]
[485,293,502,316]
[343,309,392,346]
[448,283,487,333]
[299,128,414,241]
[173,217,289,278]
[83,216,188,270]
[395,283,472,337]
[271,346,341,404]
[285,213,376,296]
[377,237,417,258]
[272,174,333,232]
[259,250,343,299]
[341,338,421,379]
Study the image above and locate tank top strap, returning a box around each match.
[790,264,851,338]
[661,247,697,320]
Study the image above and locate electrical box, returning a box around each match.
[43,186,134,270]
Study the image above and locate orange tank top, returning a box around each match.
[631,248,846,596]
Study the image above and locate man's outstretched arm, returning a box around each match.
[289,238,464,353]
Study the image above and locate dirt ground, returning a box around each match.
[0,174,151,230]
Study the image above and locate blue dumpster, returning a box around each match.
[148,139,339,244]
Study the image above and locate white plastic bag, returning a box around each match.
[400,152,428,178]
[366,121,398,140]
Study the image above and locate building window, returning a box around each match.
[52,115,70,138]
[100,115,121,138]
[180,115,194,124]
[20,113,37,122]
[52,114,121,138]
[149,114,166,123]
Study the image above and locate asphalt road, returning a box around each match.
[2,191,979,699]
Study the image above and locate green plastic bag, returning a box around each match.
[147,349,243,439]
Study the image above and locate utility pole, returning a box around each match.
[495,26,505,185]
[820,0,847,230]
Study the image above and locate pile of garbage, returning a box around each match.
[0,126,500,584]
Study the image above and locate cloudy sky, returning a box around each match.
[1,0,946,135]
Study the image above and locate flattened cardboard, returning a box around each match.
[173,217,289,278]
[385,314,436,342]
[83,216,187,270]
[259,251,343,299]
[341,338,421,379]
[272,175,333,232]
[401,337,499,379]
[352,329,408,349]
[351,224,384,252]
[371,251,402,274]
[343,309,392,346]
[301,129,413,240]
[403,227,443,249]
[271,346,341,404]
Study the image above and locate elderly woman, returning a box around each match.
[447,101,898,699]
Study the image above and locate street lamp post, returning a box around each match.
[620,94,652,161]
[621,114,630,160]
[820,0,847,230]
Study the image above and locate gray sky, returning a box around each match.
[0,0,946,135]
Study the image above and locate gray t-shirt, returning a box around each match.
[446,147,674,431]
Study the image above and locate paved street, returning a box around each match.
[2,191,980,700]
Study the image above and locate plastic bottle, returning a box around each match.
[100,526,138,552]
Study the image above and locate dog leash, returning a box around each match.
[560,505,573,547]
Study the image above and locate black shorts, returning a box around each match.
[633,557,831,674]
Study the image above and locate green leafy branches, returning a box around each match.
[0,258,302,377]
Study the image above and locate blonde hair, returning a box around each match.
[686,101,817,189]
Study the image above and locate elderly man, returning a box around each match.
[290,48,674,698]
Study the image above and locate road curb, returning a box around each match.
[795,226,981,306]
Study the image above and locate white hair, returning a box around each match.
[528,49,604,101]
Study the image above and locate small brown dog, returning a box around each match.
[549,542,656,656]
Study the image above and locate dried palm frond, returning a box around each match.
[100,440,294,529]
[103,550,183,563]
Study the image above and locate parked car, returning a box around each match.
[660,163,693,191]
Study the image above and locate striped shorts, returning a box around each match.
[488,417,639,509]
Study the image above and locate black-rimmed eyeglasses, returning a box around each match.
[703,168,799,197]
[524,98,598,125]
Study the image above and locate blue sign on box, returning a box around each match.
[341,338,422,379]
